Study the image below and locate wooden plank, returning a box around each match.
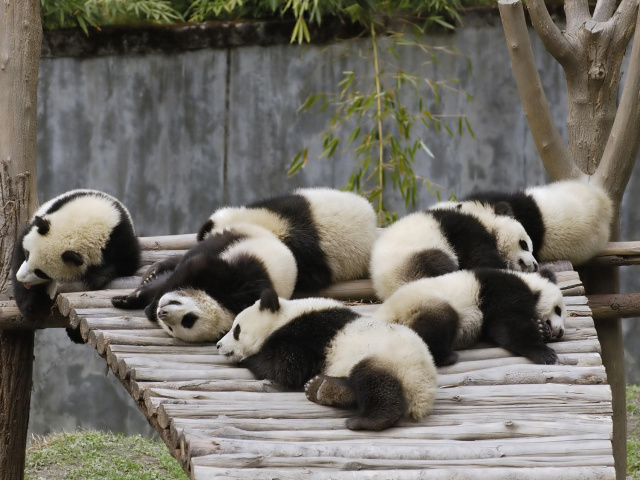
[191,465,616,480]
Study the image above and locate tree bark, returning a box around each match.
[0,1,42,479]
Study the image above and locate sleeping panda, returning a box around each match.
[373,268,566,366]
[216,290,438,431]
[12,189,141,323]
[112,223,297,342]
[197,187,376,292]
[462,180,613,265]
[370,207,538,300]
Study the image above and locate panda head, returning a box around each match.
[216,288,283,362]
[154,288,235,343]
[16,216,89,286]
[520,271,566,341]
[489,214,538,273]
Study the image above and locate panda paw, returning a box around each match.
[528,346,558,365]
[305,375,356,408]
[111,292,144,309]
[534,318,552,343]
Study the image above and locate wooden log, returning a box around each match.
[130,366,257,383]
[138,234,197,250]
[588,293,640,320]
[80,316,156,339]
[191,465,615,480]
[131,378,281,401]
[0,300,69,330]
[89,329,211,355]
[189,435,613,461]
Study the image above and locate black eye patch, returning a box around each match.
[233,324,241,341]
[555,306,562,316]
[181,313,198,329]
[519,240,529,251]
[34,269,51,280]
[24,250,30,261]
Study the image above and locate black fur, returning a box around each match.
[429,209,507,269]
[464,190,546,261]
[198,193,332,292]
[475,269,557,364]
[409,301,461,366]
[403,249,458,282]
[239,307,359,389]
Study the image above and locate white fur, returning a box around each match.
[203,188,376,284]
[370,211,457,300]
[156,227,297,342]
[514,271,566,338]
[527,181,613,265]
[373,271,484,349]
[217,296,437,420]
[156,289,235,342]
[430,202,538,273]
[295,188,377,282]
[17,190,122,284]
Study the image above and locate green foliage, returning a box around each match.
[25,430,187,480]
[293,23,472,225]
[629,385,640,478]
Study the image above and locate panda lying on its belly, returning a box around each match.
[216,290,438,431]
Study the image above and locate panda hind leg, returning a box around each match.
[410,302,460,366]
[345,358,406,431]
[305,375,357,408]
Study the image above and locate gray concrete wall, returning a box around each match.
[28,14,640,438]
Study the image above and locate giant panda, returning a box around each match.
[112,223,297,342]
[462,180,613,265]
[12,189,141,323]
[216,289,437,431]
[197,187,376,292]
[373,268,566,367]
[370,207,538,300]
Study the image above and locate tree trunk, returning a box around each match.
[0,1,42,479]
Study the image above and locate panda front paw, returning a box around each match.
[534,317,552,343]
[527,346,558,365]
[111,292,145,309]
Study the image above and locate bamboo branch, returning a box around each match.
[498,0,579,181]
[526,0,576,68]
[595,9,640,201]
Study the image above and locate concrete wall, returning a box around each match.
[28,14,640,437]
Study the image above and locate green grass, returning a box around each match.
[25,430,187,480]
[628,385,640,479]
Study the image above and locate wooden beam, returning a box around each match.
[587,293,640,320]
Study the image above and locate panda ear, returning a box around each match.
[538,267,557,284]
[259,288,280,313]
[493,201,514,217]
[197,219,215,242]
[61,250,84,266]
[34,216,50,235]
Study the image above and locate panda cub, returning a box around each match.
[12,189,141,322]
[216,290,438,431]
[463,180,613,265]
[374,268,566,367]
[197,187,376,292]
[112,223,297,342]
[370,207,538,300]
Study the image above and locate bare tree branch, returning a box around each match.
[593,0,617,22]
[498,0,581,181]
[610,0,640,53]
[595,9,640,202]
[526,0,577,69]
[565,0,591,32]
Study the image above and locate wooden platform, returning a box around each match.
[52,237,614,479]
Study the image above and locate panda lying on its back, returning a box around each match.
[112,223,297,342]
[370,207,538,300]
[197,187,377,292]
[374,268,566,366]
[12,189,140,324]
[217,291,438,431]
[463,180,613,265]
